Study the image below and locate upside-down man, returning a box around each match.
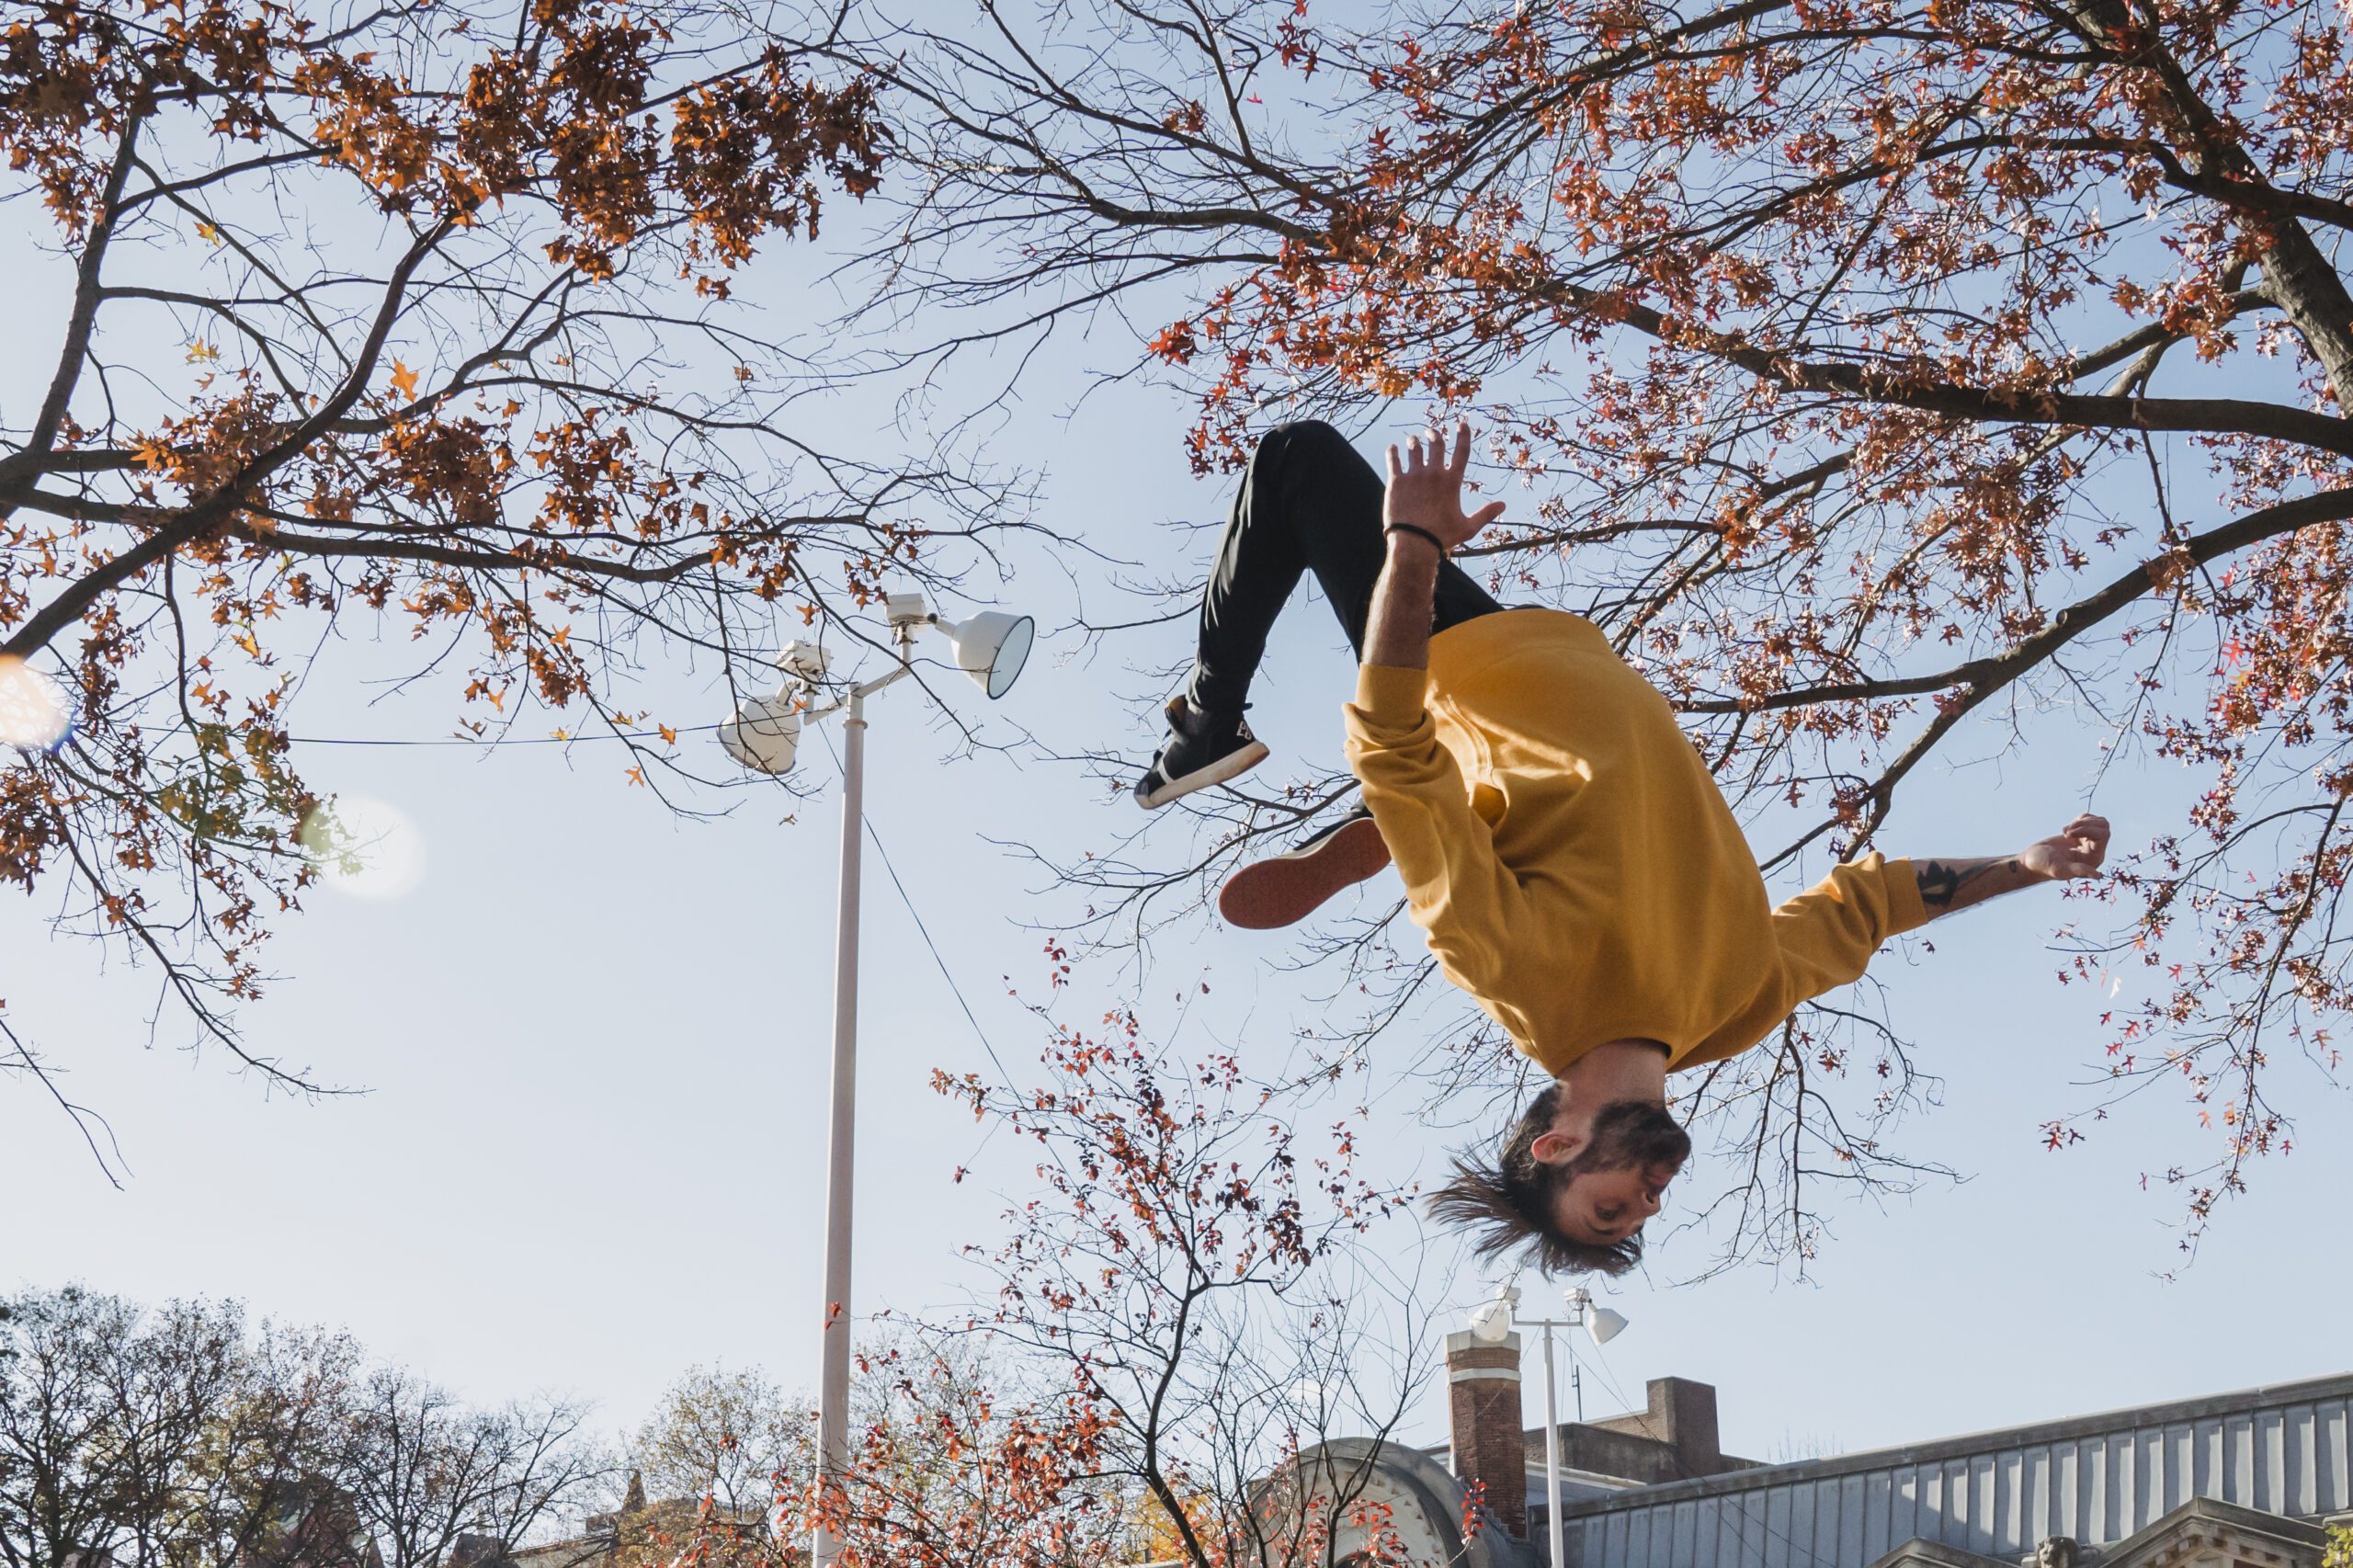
[1133,419,2109,1275]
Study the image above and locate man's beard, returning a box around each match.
[1567,1098,1692,1177]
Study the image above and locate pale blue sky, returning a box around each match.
[4,55,2348,1475]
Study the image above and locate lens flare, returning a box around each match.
[297,794,426,900]
[0,657,71,749]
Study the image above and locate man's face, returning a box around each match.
[1529,1097,1691,1247]
[1548,1161,1677,1247]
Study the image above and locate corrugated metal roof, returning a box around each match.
[1559,1374,2353,1568]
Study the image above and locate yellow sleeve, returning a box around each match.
[1343,664,1529,999]
[1769,853,1930,1005]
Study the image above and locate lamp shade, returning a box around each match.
[1465,1282,1520,1344]
[1465,1298,1514,1344]
[719,691,801,775]
[938,610,1034,699]
[1582,1304,1629,1345]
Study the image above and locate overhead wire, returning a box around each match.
[800,721,1032,1194]
[272,656,961,749]
[1557,1346,1840,1568]
[272,679,1030,1113]
[1562,1446,1837,1568]
[812,723,1020,1093]
[281,722,723,746]
[1719,1491,1838,1568]
[865,811,1022,1093]
[276,686,1029,1107]
[1567,1335,1637,1416]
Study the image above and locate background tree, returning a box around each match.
[911,982,1441,1567]
[627,1366,806,1524]
[0,1288,358,1568]
[0,0,1034,1124]
[771,1336,1142,1568]
[0,1286,602,1568]
[338,1368,598,1568]
[837,0,2353,1265]
[618,1338,1144,1568]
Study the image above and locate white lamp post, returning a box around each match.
[719,590,1033,1568]
[1465,1283,1631,1568]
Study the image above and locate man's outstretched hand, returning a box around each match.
[1914,812,2111,915]
[2020,812,2111,881]
[1385,420,1506,551]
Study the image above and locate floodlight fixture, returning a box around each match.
[719,691,803,776]
[1563,1287,1629,1345]
[886,591,1033,699]
[1465,1284,1521,1345]
[939,609,1034,699]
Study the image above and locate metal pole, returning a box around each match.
[1543,1323,1565,1568]
[812,688,866,1568]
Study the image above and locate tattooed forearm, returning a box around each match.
[1915,856,2027,911]
[1909,817,2109,920]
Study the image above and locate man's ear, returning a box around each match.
[1529,1127,1582,1166]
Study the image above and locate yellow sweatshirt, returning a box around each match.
[1342,608,1929,1077]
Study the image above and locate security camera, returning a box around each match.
[778,640,830,685]
[885,592,934,633]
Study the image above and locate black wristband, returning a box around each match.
[1384,523,1447,556]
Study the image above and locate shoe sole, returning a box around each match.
[1218,815,1392,929]
[1135,739,1270,810]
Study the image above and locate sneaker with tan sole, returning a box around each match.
[1134,696,1269,810]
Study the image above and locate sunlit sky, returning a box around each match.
[5,26,2349,1484]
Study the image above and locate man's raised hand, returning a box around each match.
[1384,420,1506,551]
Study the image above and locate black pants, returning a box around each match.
[1186,420,1505,717]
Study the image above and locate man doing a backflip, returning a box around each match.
[1133,419,2109,1276]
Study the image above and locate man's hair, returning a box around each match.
[1426,1086,1692,1277]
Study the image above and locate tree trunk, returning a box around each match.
[2063,0,2353,408]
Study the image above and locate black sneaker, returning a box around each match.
[1133,696,1270,810]
[1217,805,1391,929]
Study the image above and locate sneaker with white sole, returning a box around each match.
[1133,696,1270,810]
[1217,805,1392,929]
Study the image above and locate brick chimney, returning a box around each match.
[1572,1375,1740,1480]
[1447,1329,1527,1538]
[1654,1376,1726,1477]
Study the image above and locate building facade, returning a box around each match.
[1403,1346,2353,1568]
[1550,1373,2352,1568]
